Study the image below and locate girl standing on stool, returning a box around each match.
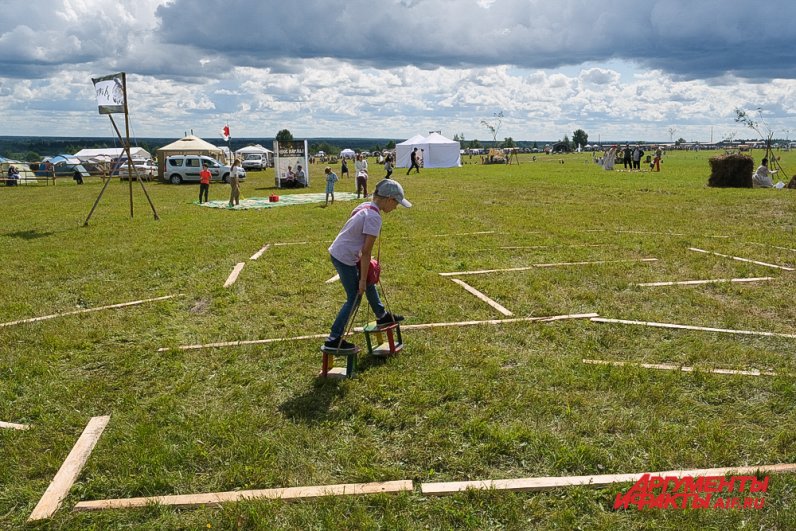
[324,179,412,352]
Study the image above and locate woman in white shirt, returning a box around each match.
[228,159,243,206]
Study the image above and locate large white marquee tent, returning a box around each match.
[395,133,460,169]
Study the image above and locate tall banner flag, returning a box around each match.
[91,72,126,114]
[221,124,230,141]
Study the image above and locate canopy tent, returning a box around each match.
[235,144,273,156]
[423,132,462,168]
[40,154,90,177]
[74,147,151,162]
[156,135,224,179]
[395,134,429,169]
[340,148,356,159]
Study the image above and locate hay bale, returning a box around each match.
[708,154,753,188]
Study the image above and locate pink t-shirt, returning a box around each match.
[328,203,382,266]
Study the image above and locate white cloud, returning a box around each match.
[0,0,794,142]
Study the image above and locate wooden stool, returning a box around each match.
[363,322,403,357]
[319,346,361,379]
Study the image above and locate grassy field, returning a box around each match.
[1,150,795,529]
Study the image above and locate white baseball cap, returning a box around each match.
[374,179,412,207]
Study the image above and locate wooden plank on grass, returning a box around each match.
[420,463,796,496]
[636,277,774,287]
[249,244,271,260]
[688,247,795,271]
[360,313,599,332]
[582,359,778,377]
[223,262,246,288]
[162,314,598,352]
[450,278,513,316]
[0,420,30,430]
[28,415,110,521]
[591,317,796,339]
[0,295,176,329]
[73,480,413,511]
[439,258,657,276]
[748,242,796,253]
[159,333,330,352]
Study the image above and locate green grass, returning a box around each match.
[1,151,795,529]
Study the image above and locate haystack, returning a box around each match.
[708,154,753,188]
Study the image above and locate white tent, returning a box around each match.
[156,135,224,179]
[396,133,461,169]
[74,147,151,162]
[340,148,356,158]
[395,135,428,169]
[423,132,461,168]
[235,144,273,156]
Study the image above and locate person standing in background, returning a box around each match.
[228,159,242,206]
[199,163,211,203]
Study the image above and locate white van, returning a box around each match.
[241,153,268,171]
[164,155,243,184]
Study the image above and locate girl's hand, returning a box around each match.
[357,278,367,295]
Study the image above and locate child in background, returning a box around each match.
[384,153,393,179]
[199,163,211,203]
[323,179,412,352]
[324,166,339,206]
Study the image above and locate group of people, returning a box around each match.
[336,153,397,200]
[279,164,308,188]
[599,145,662,172]
[198,159,244,206]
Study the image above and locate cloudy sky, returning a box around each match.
[1,0,795,143]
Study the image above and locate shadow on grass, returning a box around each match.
[279,355,390,423]
[279,380,347,423]
[4,229,55,240]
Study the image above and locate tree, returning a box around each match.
[385,140,396,149]
[453,133,466,149]
[572,129,588,148]
[561,134,571,151]
[675,137,686,146]
[502,137,516,148]
[275,129,293,142]
[468,139,482,149]
[480,111,503,147]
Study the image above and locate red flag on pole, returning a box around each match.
[221,124,230,141]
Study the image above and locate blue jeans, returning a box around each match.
[329,255,385,340]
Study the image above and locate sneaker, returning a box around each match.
[376,312,405,326]
[324,339,357,352]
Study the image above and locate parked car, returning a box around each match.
[114,158,157,180]
[241,153,268,171]
[164,155,244,184]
